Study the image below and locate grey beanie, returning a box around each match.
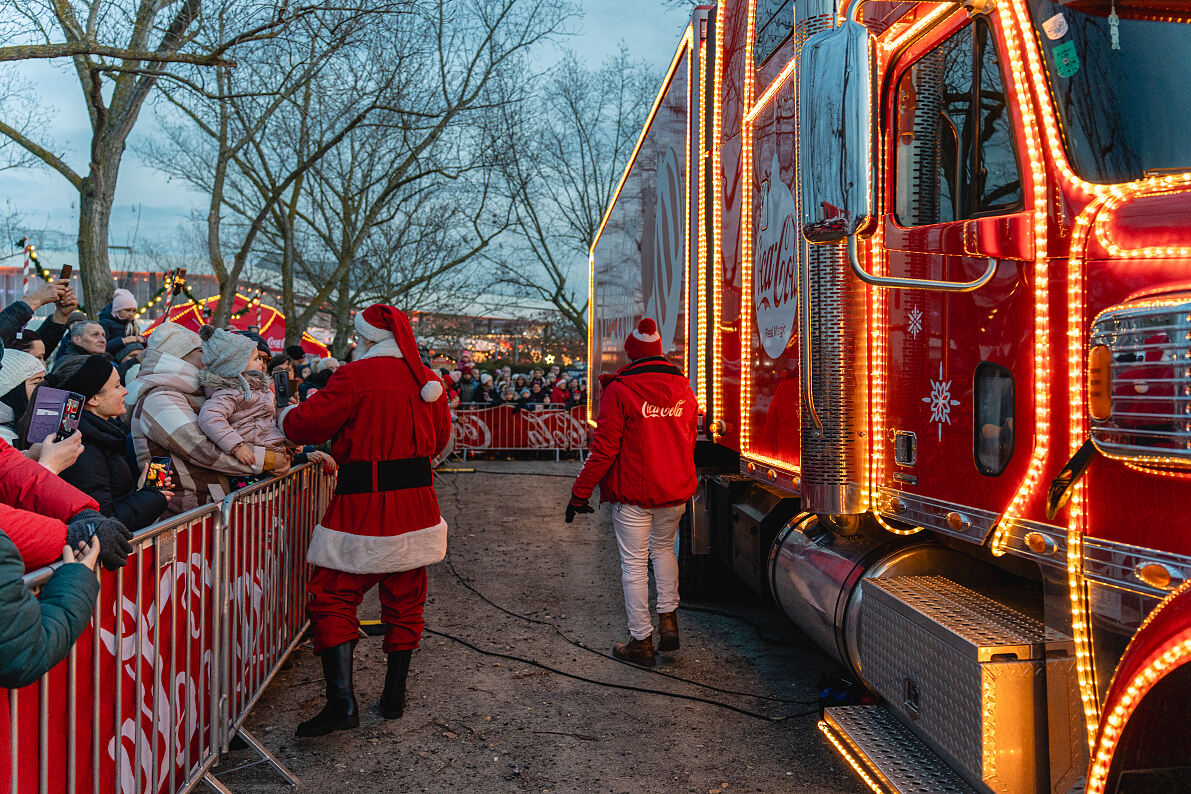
[198,324,257,397]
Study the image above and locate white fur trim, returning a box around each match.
[630,328,662,343]
[421,379,443,402]
[354,311,392,343]
[306,520,447,574]
[277,403,299,439]
[357,338,403,360]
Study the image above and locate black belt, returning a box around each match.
[334,457,433,495]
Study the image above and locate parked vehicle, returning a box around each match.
[589,2,1191,791]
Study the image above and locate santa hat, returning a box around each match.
[354,304,444,402]
[624,317,664,361]
[111,288,137,313]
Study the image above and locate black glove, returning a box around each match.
[67,509,134,571]
[565,496,594,524]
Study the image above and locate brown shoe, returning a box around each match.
[612,633,656,667]
[657,611,680,651]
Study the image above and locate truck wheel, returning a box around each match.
[678,509,720,601]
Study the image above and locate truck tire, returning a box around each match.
[678,508,720,601]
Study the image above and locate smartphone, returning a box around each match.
[58,264,72,281]
[27,387,84,444]
[272,370,291,407]
[146,457,172,490]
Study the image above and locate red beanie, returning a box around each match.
[624,317,664,361]
[354,304,444,402]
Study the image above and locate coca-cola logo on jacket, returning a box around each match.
[647,148,684,355]
[754,154,799,359]
[641,399,686,419]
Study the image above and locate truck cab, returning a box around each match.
[588,2,1191,790]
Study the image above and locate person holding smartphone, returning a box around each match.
[51,355,171,531]
[0,527,101,689]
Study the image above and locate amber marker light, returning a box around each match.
[1088,345,1112,422]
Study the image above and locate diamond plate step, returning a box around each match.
[821,705,977,793]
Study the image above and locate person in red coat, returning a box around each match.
[279,304,449,737]
[567,317,697,667]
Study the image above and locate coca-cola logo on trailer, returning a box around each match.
[754,154,799,359]
[647,148,684,354]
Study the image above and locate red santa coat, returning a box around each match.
[571,358,697,508]
[280,339,451,574]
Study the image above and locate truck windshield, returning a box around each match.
[1025,0,1191,184]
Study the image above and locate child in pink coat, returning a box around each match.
[196,326,289,466]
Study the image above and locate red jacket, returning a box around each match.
[281,340,451,574]
[572,358,697,508]
[0,443,98,571]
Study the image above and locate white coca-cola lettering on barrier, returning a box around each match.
[754,154,799,359]
[641,399,686,419]
[649,147,684,354]
[455,412,493,448]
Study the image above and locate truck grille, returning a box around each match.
[1090,297,1191,464]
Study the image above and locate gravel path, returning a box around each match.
[222,459,866,794]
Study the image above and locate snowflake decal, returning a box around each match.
[922,362,960,441]
[907,305,923,339]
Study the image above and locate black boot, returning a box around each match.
[380,649,412,719]
[296,642,359,737]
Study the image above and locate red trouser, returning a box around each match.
[307,565,428,653]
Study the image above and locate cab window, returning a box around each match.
[894,20,1022,226]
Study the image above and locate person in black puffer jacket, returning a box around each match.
[52,355,170,531]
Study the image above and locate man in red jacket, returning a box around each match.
[567,317,697,667]
[280,304,449,737]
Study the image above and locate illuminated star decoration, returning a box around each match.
[907,305,923,339]
[923,362,960,441]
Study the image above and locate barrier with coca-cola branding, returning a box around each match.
[2,464,334,794]
[453,404,589,456]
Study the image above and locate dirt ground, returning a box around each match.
[217,460,866,794]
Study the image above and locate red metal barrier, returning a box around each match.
[2,506,223,794]
[453,404,589,453]
[3,465,335,793]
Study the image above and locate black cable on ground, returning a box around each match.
[437,466,819,706]
[423,626,819,723]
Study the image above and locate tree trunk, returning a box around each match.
[331,265,352,358]
[77,175,115,316]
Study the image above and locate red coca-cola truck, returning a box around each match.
[588,1,1191,791]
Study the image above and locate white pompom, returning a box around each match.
[421,379,444,402]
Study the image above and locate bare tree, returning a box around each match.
[496,45,655,336]
[0,0,335,312]
[255,0,572,348]
[144,2,386,325]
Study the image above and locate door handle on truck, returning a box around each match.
[846,234,998,292]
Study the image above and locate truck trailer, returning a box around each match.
[587,1,1191,791]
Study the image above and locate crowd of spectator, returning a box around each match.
[0,278,587,688]
[439,361,587,413]
[0,278,337,688]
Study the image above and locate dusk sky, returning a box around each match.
[0,1,693,254]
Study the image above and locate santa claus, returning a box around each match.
[279,304,450,737]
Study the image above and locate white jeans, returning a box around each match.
[611,502,685,640]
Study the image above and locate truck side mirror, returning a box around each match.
[798,2,875,243]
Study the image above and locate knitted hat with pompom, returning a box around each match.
[199,324,257,398]
[624,317,664,361]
